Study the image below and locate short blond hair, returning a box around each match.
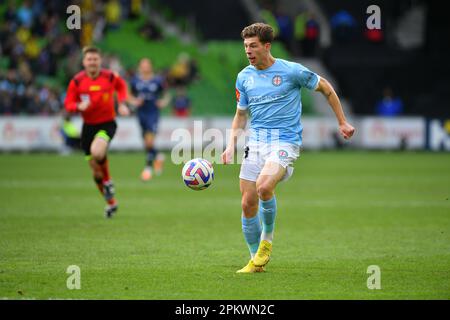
[82,46,101,57]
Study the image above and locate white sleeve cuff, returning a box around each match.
[237,104,248,110]
[314,75,321,90]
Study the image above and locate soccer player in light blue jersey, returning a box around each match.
[221,23,355,273]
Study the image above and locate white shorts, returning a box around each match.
[239,142,300,182]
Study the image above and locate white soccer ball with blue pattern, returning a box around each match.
[182,158,214,190]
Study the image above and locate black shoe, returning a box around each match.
[103,181,115,201]
[104,203,118,218]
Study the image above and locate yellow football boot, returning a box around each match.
[253,240,272,267]
[236,260,265,273]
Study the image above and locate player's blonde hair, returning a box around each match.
[241,23,274,43]
[82,46,102,57]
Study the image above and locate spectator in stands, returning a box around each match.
[258,0,279,38]
[24,35,41,61]
[0,0,164,116]
[4,2,17,24]
[81,17,95,47]
[172,86,191,117]
[17,0,33,28]
[129,0,142,19]
[167,52,198,88]
[0,69,19,114]
[330,9,357,43]
[364,27,384,44]
[375,87,404,116]
[139,19,163,41]
[293,11,307,56]
[105,0,123,30]
[303,13,320,57]
[275,8,294,52]
[30,0,46,20]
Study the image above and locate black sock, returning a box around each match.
[146,148,157,167]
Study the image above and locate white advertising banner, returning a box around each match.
[0,117,64,151]
[359,117,426,149]
[0,116,436,151]
[301,118,340,149]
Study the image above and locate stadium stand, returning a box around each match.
[318,0,450,117]
[5,0,446,118]
[0,0,298,117]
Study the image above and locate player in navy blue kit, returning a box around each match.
[129,58,171,181]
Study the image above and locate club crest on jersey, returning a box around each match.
[272,75,282,86]
[278,149,288,159]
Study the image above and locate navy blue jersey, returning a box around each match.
[130,75,164,116]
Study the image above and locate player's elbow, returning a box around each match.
[316,77,331,92]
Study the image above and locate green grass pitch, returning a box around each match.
[0,151,449,299]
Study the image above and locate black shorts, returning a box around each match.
[81,121,117,156]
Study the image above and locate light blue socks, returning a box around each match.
[259,196,277,243]
[241,195,277,258]
[242,214,262,258]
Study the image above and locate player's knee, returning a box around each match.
[144,133,155,148]
[145,144,154,151]
[90,147,105,163]
[241,198,258,217]
[257,183,274,201]
[92,153,105,163]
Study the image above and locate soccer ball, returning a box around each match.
[182,158,214,190]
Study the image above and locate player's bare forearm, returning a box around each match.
[315,77,346,124]
[228,109,247,149]
[222,109,247,164]
[118,102,130,116]
[315,77,355,139]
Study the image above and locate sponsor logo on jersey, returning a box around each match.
[89,85,101,91]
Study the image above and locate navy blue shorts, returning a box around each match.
[138,113,159,135]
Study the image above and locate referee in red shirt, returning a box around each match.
[64,46,130,218]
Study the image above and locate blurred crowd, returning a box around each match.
[257,0,320,57]
[258,0,384,57]
[0,0,79,115]
[0,0,197,117]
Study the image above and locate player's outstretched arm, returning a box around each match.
[222,108,248,164]
[315,77,355,140]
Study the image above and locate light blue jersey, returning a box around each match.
[235,58,319,145]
